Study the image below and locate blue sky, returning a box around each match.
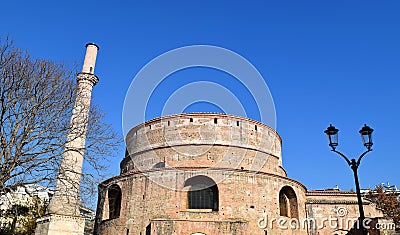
[1,1,399,191]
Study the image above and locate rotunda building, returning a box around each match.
[94,113,383,235]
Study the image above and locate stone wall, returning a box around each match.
[122,113,284,177]
[95,169,308,235]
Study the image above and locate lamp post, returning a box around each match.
[324,124,374,235]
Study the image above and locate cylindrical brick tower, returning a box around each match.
[36,43,99,235]
[94,113,308,235]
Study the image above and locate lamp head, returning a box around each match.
[325,124,339,150]
[359,124,373,151]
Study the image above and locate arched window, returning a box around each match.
[279,186,298,218]
[108,184,122,219]
[184,175,218,211]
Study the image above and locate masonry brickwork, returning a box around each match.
[94,113,383,235]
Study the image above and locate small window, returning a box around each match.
[185,176,219,211]
[189,186,216,210]
[214,118,217,124]
[90,66,93,73]
[190,118,193,122]
[255,125,258,131]
[236,121,240,126]
[168,121,170,126]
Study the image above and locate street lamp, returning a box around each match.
[324,124,374,235]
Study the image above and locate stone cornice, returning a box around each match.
[306,200,370,205]
[36,213,89,223]
[306,190,357,196]
[151,218,248,223]
[77,72,99,86]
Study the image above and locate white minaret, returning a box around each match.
[35,43,99,235]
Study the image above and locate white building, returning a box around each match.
[0,184,53,230]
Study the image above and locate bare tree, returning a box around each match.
[367,185,400,231]
[0,38,121,207]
